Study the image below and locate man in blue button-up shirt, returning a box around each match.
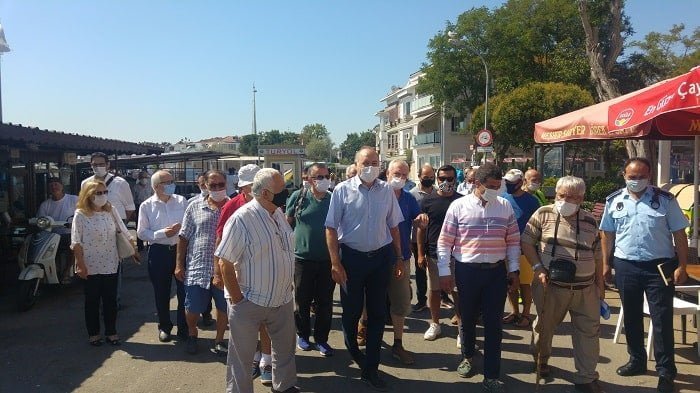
[600,157,689,393]
[325,147,404,391]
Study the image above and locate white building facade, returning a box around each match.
[376,71,470,180]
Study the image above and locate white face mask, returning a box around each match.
[626,178,649,193]
[389,176,406,190]
[140,178,149,186]
[359,166,380,183]
[93,166,107,177]
[302,180,310,190]
[482,188,500,202]
[209,190,227,202]
[200,188,209,197]
[314,179,331,193]
[92,195,108,207]
[527,182,540,192]
[555,200,579,217]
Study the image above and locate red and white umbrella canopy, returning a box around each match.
[608,67,700,135]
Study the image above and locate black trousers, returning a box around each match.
[411,242,427,305]
[148,244,186,335]
[294,258,335,343]
[615,257,676,377]
[84,273,119,337]
[340,244,392,375]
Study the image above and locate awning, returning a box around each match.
[386,112,438,133]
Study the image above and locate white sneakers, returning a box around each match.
[424,323,442,340]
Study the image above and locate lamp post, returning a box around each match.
[447,31,488,163]
[0,24,11,124]
[252,83,259,165]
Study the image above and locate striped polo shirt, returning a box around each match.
[521,205,601,279]
[215,199,295,308]
[437,193,521,276]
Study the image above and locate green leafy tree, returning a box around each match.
[300,123,330,145]
[239,134,258,156]
[339,130,376,164]
[305,137,334,162]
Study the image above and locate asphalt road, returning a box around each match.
[1,254,698,393]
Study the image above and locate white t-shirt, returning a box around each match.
[37,194,78,221]
[81,174,135,220]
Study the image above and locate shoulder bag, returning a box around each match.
[110,208,135,260]
[548,211,578,283]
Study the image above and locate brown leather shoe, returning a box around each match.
[391,345,415,365]
[357,321,367,346]
[574,379,604,393]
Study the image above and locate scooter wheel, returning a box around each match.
[17,278,40,311]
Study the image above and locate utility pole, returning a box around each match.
[252,83,258,165]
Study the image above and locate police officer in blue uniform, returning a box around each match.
[599,157,689,393]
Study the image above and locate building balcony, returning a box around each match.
[414,131,441,146]
[411,95,433,116]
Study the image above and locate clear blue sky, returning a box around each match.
[0,0,697,145]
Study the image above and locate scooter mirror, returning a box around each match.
[36,216,54,230]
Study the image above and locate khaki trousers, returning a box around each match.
[530,280,600,384]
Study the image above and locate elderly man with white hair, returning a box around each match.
[216,168,298,393]
[521,175,604,393]
[137,169,188,342]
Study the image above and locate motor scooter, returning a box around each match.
[16,216,72,311]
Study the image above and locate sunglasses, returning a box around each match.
[437,177,455,182]
[207,182,226,190]
[94,190,109,196]
[312,175,331,180]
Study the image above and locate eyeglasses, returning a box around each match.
[159,180,174,186]
[91,163,107,168]
[207,182,226,190]
[312,175,330,180]
[437,177,455,182]
[94,190,109,196]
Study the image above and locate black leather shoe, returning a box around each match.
[657,375,674,393]
[349,349,366,370]
[574,380,604,393]
[361,372,390,392]
[616,361,647,376]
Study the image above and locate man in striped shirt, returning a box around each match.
[437,163,521,393]
[216,168,298,393]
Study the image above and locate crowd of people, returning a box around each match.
[34,150,690,393]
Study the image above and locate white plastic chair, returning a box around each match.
[612,285,700,358]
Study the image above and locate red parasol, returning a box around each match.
[608,67,700,134]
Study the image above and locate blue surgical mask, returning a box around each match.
[163,183,176,195]
[626,178,648,193]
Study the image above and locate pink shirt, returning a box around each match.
[436,193,520,276]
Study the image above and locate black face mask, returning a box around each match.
[420,178,434,188]
[271,188,289,208]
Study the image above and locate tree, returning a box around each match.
[305,137,334,162]
[300,123,330,144]
[577,0,651,160]
[419,0,590,123]
[239,134,258,156]
[468,82,594,163]
[339,130,376,164]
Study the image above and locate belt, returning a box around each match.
[550,281,592,290]
[465,260,505,269]
[151,243,177,251]
[341,244,390,258]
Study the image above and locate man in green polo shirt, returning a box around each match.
[286,162,335,357]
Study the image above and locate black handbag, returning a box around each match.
[548,212,578,283]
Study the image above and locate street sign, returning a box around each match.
[476,129,493,147]
[476,146,494,153]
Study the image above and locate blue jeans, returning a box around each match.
[455,261,508,379]
[615,257,676,377]
[340,244,392,376]
[147,244,186,335]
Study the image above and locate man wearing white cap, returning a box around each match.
[501,169,541,328]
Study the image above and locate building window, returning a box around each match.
[403,101,411,118]
[388,133,398,150]
[593,159,603,171]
